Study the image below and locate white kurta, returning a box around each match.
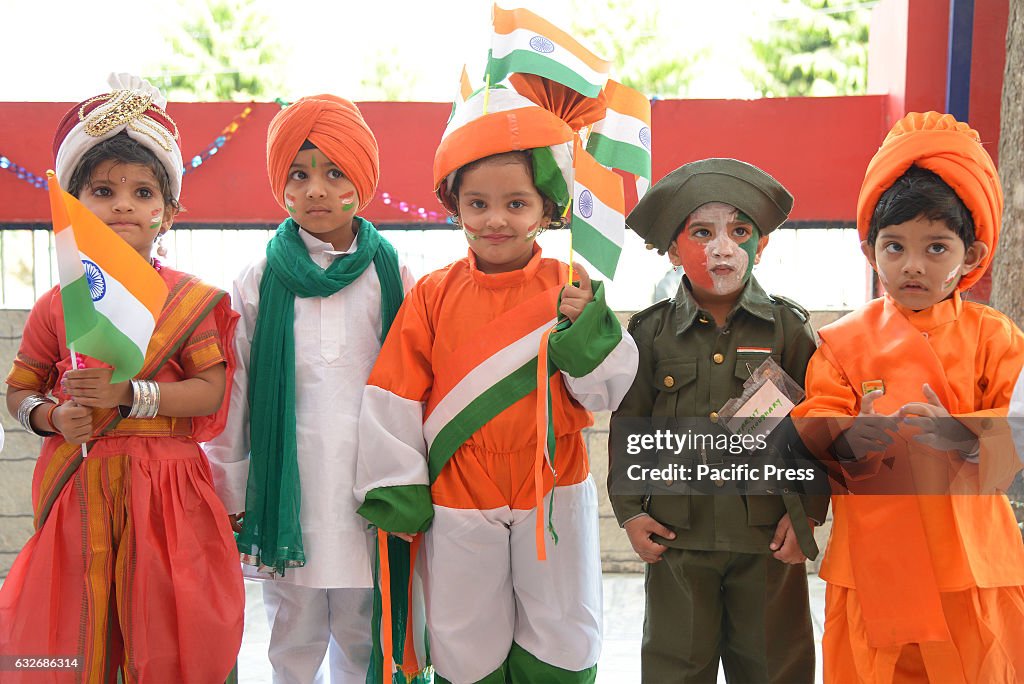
[205,227,415,589]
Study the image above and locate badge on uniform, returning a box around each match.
[718,358,805,440]
[862,380,885,395]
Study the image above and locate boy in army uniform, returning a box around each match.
[609,158,828,683]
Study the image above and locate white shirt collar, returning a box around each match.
[298,225,360,257]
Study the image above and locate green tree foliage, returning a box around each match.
[360,46,422,101]
[570,0,705,98]
[746,0,870,97]
[150,0,284,102]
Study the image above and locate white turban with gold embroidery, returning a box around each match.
[53,73,183,199]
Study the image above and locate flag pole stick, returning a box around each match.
[68,344,88,458]
[49,172,89,458]
[566,202,574,284]
[483,72,491,115]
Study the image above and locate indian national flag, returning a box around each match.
[571,147,625,279]
[587,80,652,198]
[448,65,475,123]
[47,174,167,383]
[458,65,473,103]
[487,4,610,98]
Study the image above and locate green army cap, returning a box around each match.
[627,158,794,253]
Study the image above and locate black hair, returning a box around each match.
[868,165,974,246]
[449,150,534,198]
[65,132,180,212]
[449,150,560,223]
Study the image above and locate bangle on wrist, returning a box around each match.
[120,378,161,419]
[44,402,59,432]
[17,395,56,437]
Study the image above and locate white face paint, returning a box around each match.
[681,202,755,296]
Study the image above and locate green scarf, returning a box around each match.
[237,216,404,574]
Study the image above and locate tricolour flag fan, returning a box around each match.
[587,79,652,199]
[486,4,611,98]
[571,143,625,279]
[47,173,167,383]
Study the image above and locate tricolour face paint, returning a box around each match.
[311,153,317,169]
[339,190,356,211]
[942,264,960,289]
[673,202,758,297]
[455,156,547,274]
[285,193,297,214]
[870,216,969,310]
[149,208,163,230]
[523,220,543,240]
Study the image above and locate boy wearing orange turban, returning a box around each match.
[793,112,1024,683]
[205,95,415,683]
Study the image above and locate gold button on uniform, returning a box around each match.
[664,376,675,388]
[712,353,724,364]
[709,411,719,423]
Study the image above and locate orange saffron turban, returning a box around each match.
[856,111,1003,292]
[266,94,379,212]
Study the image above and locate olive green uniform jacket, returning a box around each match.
[609,276,829,683]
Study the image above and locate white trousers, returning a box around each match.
[422,477,603,684]
[262,583,373,684]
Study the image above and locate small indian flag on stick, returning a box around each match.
[47,173,167,383]
[571,147,625,279]
[486,4,610,98]
[587,80,652,198]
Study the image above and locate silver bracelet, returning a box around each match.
[17,394,53,436]
[125,379,161,419]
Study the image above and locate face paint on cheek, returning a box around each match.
[523,221,542,240]
[285,194,297,215]
[739,236,758,280]
[339,191,356,211]
[149,209,163,230]
[677,237,712,289]
[705,242,748,295]
[941,265,960,289]
[462,222,481,241]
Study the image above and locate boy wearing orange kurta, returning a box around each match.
[794,112,1024,683]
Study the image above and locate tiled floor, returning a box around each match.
[237,573,827,683]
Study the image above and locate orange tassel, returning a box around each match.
[401,535,422,676]
[378,529,393,683]
[534,327,554,561]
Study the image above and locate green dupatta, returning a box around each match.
[237,217,404,574]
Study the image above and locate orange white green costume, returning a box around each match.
[356,246,636,683]
[354,78,638,683]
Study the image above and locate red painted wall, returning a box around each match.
[0,101,451,225]
[969,0,1008,163]
[650,96,889,222]
[868,0,1007,161]
[0,96,887,225]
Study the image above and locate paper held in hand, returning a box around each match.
[718,358,805,440]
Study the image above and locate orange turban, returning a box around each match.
[857,111,1003,292]
[267,95,379,212]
